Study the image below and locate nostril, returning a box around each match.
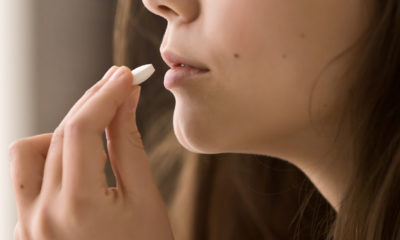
[158,5,178,16]
[158,5,169,11]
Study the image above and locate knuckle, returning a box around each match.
[59,201,91,228]
[65,118,88,136]
[63,192,92,219]
[8,139,30,161]
[32,210,54,239]
[8,140,24,156]
[84,88,93,96]
[51,128,64,145]
[14,222,30,240]
[84,84,101,96]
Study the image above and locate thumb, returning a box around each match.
[105,86,156,198]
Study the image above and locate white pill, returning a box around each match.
[131,64,155,85]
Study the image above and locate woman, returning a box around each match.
[114,2,332,240]
[9,0,399,240]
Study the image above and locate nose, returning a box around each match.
[142,0,200,23]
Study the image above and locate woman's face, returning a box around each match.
[142,0,370,155]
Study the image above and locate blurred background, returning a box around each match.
[0,0,115,238]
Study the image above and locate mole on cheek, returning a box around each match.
[20,184,24,189]
[233,53,240,59]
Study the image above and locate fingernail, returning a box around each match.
[110,67,129,82]
[102,65,118,80]
[128,87,141,110]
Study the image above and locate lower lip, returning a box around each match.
[164,66,210,89]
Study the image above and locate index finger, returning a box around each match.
[62,66,136,195]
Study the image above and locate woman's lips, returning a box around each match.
[164,65,210,89]
[161,50,210,89]
[161,50,210,71]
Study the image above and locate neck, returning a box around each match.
[296,141,354,211]
[250,113,355,211]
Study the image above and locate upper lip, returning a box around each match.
[161,50,210,71]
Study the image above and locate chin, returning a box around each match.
[172,108,225,154]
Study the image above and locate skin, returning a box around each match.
[143,0,372,210]
[9,0,372,239]
[9,67,174,239]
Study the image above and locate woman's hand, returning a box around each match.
[8,66,174,240]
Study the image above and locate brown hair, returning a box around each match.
[112,0,400,239]
[329,0,400,239]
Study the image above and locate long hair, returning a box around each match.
[111,0,399,239]
[329,0,400,239]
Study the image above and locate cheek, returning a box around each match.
[171,81,315,154]
[204,1,266,73]
[173,0,364,153]
[173,2,312,152]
